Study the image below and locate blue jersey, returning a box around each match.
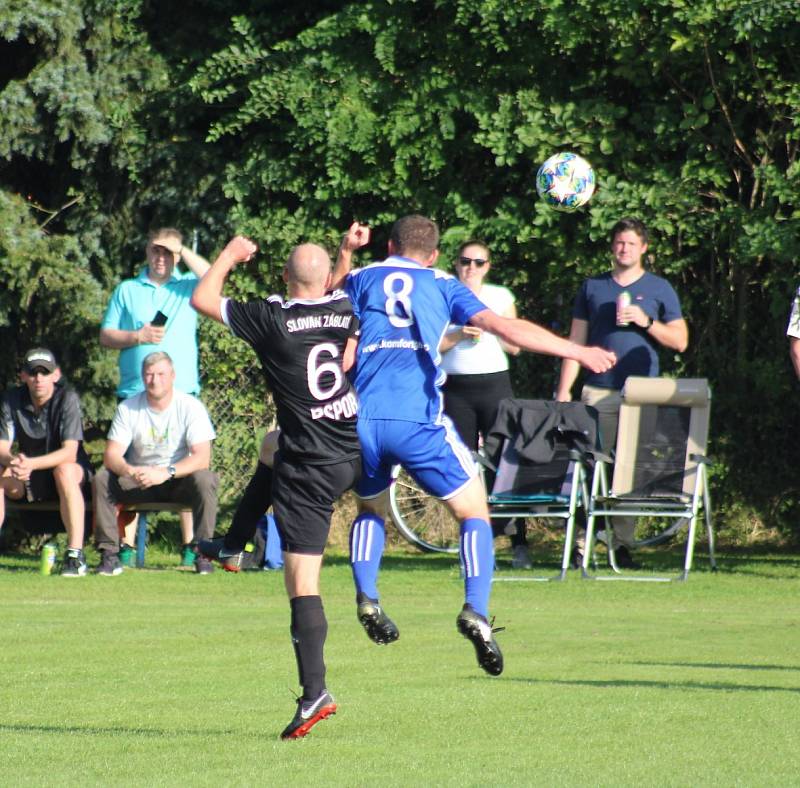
[345,256,487,423]
[574,271,683,389]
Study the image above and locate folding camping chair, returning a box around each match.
[582,377,717,582]
[482,398,599,581]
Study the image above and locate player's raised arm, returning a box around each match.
[330,222,370,291]
[470,309,616,374]
[191,236,257,323]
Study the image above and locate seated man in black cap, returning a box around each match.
[0,348,94,576]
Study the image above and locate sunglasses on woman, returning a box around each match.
[458,256,488,267]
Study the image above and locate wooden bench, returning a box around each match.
[3,500,190,568]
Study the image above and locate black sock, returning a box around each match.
[225,462,273,551]
[290,595,327,700]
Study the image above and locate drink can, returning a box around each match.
[40,543,57,576]
[616,291,631,326]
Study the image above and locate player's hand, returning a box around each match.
[223,236,258,264]
[9,453,32,481]
[462,326,483,342]
[341,222,370,253]
[578,346,617,374]
[139,323,166,345]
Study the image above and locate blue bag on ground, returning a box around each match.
[242,514,284,570]
[262,514,284,569]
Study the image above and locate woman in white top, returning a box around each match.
[440,241,531,569]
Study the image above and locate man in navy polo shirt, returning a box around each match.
[556,217,689,566]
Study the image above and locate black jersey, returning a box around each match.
[224,290,360,464]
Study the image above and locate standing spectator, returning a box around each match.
[92,352,218,576]
[439,241,532,569]
[787,287,800,379]
[0,348,94,576]
[555,218,688,567]
[100,228,210,565]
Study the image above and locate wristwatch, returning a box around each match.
[645,316,654,329]
[167,465,177,479]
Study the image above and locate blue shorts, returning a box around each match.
[356,416,478,500]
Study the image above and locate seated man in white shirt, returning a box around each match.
[92,351,218,575]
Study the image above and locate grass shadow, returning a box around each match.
[629,660,800,672]
[506,677,800,694]
[0,722,239,738]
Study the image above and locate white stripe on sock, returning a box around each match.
[352,518,374,563]
[461,529,478,577]
[363,519,374,562]
[469,528,479,576]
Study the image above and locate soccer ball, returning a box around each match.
[536,152,596,212]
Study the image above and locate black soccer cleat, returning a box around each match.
[356,596,399,645]
[456,604,504,676]
[280,690,337,740]
[198,537,244,573]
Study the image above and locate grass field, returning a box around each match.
[1,542,798,787]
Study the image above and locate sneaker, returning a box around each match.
[195,555,215,575]
[356,595,399,645]
[119,543,135,568]
[280,690,337,740]
[511,544,532,570]
[198,537,244,573]
[181,544,198,567]
[456,604,504,676]
[98,550,123,576]
[60,548,87,577]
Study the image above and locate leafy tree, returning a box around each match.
[3,0,800,538]
[193,0,800,537]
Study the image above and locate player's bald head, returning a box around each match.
[286,243,332,288]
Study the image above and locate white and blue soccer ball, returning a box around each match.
[536,152,596,212]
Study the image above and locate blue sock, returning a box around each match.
[350,513,386,601]
[460,518,494,618]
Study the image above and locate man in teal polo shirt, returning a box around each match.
[100,227,210,563]
[100,228,210,398]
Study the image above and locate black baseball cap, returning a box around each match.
[23,348,58,374]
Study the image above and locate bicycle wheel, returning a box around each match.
[388,466,460,554]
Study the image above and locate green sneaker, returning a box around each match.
[119,544,135,568]
[181,544,197,567]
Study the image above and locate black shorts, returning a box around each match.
[272,455,361,555]
[27,464,93,502]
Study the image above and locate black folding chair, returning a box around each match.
[482,399,599,581]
